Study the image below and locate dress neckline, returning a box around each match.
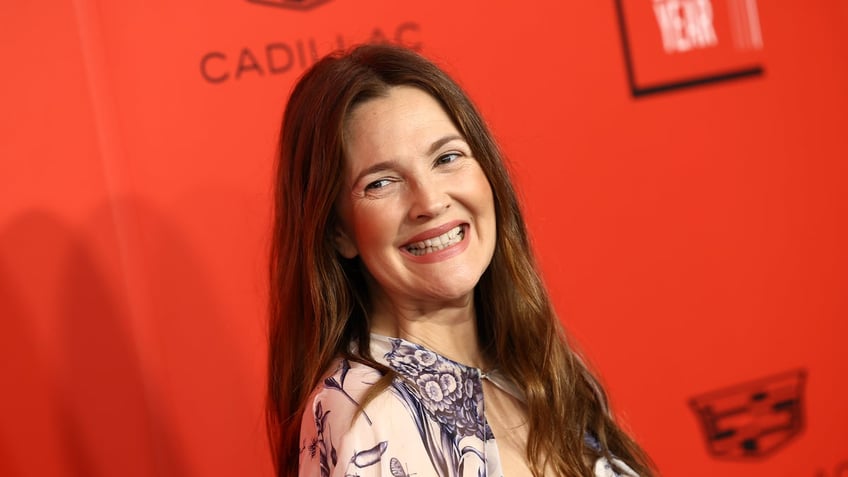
[369,333,525,403]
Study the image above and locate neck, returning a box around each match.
[368,293,486,369]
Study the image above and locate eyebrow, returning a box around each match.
[427,134,466,156]
[352,135,467,186]
[352,160,400,186]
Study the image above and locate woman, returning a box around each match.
[267,44,654,477]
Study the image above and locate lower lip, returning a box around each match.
[401,226,470,264]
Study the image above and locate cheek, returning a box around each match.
[350,203,398,253]
[470,171,495,216]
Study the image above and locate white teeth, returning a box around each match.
[406,226,464,256]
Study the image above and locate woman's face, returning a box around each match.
[335,86,497,312]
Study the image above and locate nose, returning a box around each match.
[407,178,450,221]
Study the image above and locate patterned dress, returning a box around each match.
[298,334,638,477]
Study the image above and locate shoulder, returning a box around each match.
[314,358,385,407]
[300,357,386,439]
[297,358,405,477]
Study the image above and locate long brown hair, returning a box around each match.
[268,43,654,477]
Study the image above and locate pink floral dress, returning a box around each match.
[298,334,638,477]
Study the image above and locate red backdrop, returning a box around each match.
[2,1,846,476]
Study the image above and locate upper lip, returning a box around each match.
[401,220,466,247]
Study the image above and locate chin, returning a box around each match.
[422,278,481,303]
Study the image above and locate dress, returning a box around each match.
[298,334,638,477]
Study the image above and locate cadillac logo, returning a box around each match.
[689,369,806,459]
[248,0,332,10]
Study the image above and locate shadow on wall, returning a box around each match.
[108,193,270,477]
[0,208,190,477]
[0,213,58,477]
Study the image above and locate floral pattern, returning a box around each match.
[385,338,491,442]
[297,334,638,477]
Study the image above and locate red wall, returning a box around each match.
[2,1,846,475]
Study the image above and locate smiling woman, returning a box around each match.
[334,86,497,310]
[267,44,656,477]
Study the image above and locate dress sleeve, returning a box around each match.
[298,365,388,477]
[593,455,639,477]
[585,433,639,477]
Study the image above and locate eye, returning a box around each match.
[435,152,461,166]
[365,178,392,190]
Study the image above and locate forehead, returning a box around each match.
[343,86,461,157]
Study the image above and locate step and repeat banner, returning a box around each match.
[2,1,846,476]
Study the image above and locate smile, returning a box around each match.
[404,225,465,256]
